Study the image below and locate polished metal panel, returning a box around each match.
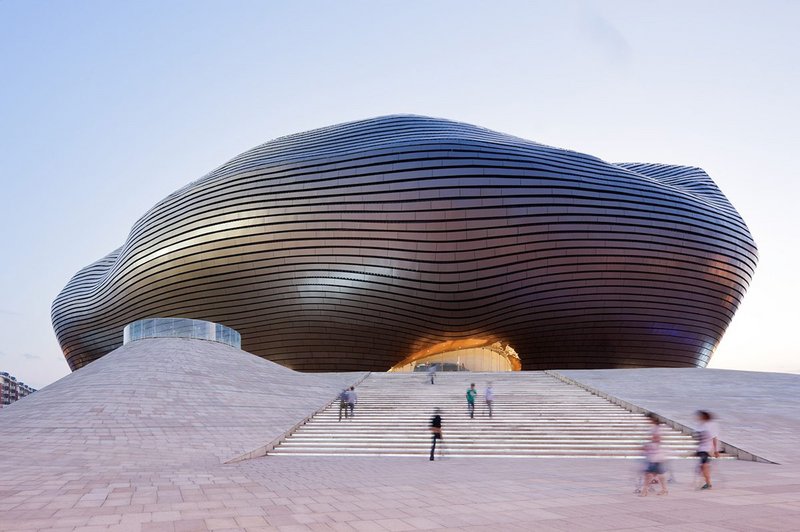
[52,115,758,371]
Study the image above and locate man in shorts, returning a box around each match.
[640,413,668,496]
[695,410,719,489]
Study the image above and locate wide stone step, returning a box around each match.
[303,421,655,427]
[287,435,694,442]
[274,439,694,451]
[284,441,696,449]
[295,431,686,438]
[322,406,626,410]
[271,448,698,457]
[314,413,648,419]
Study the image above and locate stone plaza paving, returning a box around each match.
[2,339,799,531]
[3,456,800,531]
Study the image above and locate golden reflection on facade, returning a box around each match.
[389,339,522,372]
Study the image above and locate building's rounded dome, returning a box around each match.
[52,115,758,371]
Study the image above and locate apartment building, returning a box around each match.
[0,372,36,407]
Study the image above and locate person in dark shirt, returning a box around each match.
[338,389,349,421]
[466,383,477,419]
[429,408,443,461]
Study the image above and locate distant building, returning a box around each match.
[0,372,36,408]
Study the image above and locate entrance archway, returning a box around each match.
[389,339,521,372]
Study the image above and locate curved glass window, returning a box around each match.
[123,318,241,349]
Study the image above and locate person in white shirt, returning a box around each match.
[695,410,719,490]
[640,413,668,496]
[484,383,495,418]
[345,386,358,419]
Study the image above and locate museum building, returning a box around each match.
[52,115,758,372]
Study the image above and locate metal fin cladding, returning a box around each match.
[52,115,758,371]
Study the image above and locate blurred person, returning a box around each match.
[633,460,647,494]
[485,382,495,418]
[466,383,477,419]
[338,388,349,421]
[428,363,437,385]
[640,413,668,496]
[695,410,719,489]
[429,408,443,460]
[346,386,358,419]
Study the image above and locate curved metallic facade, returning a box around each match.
[52,115,758,371]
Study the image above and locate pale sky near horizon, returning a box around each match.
[1,0,798,389]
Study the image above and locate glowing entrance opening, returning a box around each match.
[389,339,521,372]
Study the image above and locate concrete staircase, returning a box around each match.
[269,371,697,458]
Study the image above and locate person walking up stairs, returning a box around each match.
[466,383,477,419]
[485,382,495,418]
[337,389,348,421]
[429,408,443,460]
[345,386,357,419]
